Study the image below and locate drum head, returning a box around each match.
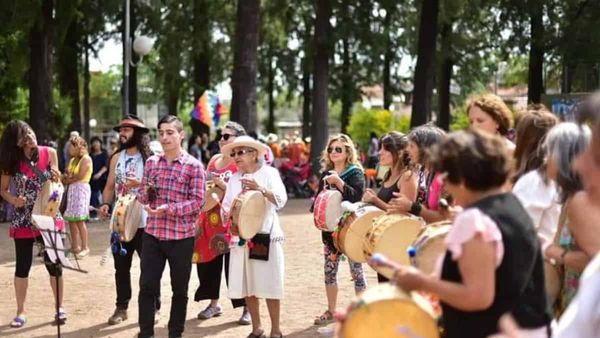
[313,189,343,232]
[202,185,224,212]
[341,283,439,338]
[236,191,267,240]
[342,207,384,263]
[123,199,143,241]
[369,214,424,279]
[413,225,451,275]
[33,181,64,218]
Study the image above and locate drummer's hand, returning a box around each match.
[213,176,226,190]
[324,171,344,190]
[240,177,260,191]
[388,192,412,213]
[49,168,61,182]
[392,265,425,292]
[124,176,142,189]
[99,204,111,218]
[12,195,26,208]
[362,189,377,203]
[145,204,168,215]
[487,314,524,338]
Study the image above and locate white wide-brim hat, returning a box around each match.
[221,135,269,158]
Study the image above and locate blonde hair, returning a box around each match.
[321,133,363,171]
[467,93,514,135]
[69,135,89,158]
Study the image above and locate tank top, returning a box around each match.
[67,155,92,183]
[115,150,147,228]
[377,177,400,203]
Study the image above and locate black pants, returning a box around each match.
[114,228,160,310]
[14,236,61,278]
[138,233,194,338]
[195,252,246,308]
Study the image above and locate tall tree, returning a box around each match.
[29,0,55,141]
[411,0,439,127]
[437,20,452,131]
[310,0,331,173]
[230,0,261,132]
[527,0,544,103]
[192,0,211,102]
[57,17,81,134]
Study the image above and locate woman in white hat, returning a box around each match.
[221,136,288,338]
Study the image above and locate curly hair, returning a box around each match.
[321,133,363,172]
[0,120,38,176]
[467,93,514,136]
[513,107,559,182]
[432,129,512,192]
[69,135,89,159]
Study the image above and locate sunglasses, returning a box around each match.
[230,149,256,158]
[327,146,344,154]
[221,133,235,141]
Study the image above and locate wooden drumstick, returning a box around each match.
[369,253,403,271]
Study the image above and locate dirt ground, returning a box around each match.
[0,199,378,338]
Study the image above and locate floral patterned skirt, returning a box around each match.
[63,182,90,222]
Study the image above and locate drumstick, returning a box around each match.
[369,253,403,271]
[210,192,222,207]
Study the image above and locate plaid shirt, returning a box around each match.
[139,151,205,240]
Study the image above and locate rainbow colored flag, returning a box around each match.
[190,90,226,128]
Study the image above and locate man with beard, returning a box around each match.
[99,115,160,325]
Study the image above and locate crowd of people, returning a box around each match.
[0,90,600,337]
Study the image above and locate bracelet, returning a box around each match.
[410,202,422,216]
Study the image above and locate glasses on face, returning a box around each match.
[230,149,255,158]
[221,133,235,141]
[327,146,344,154]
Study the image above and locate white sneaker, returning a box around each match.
[197,305,222,319]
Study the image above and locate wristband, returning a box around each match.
[410,202,422,216]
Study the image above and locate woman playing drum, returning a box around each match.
[386,129,550,338]
[220,136,288,338]
[0,120,67,328]
[193,121,250,324]
[312,134,367,325]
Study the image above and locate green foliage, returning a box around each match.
[347,108,408,149]
[450,103,470,131]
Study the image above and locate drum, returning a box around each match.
[411,221,452,275]
[365,214,425,279]
[202,181,225,212]
[231,190,266,240]
[313,189,343,232]
[109,194,143,242]
[338,283,440,338]
[334,205,384,262]
[32,180,64,218]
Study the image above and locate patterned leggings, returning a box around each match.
[323,244,367,292]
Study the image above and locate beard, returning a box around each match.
[120,135,137,150]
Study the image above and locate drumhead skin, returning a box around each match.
[33,181,64,218]
[338,206,384,262]
[366,214,425,279]
[202,181,225,212]
[233,190,266,240]
[340,283,440,338]
[412,224,451,275]
[110,194,143,242]
[313,189,343,232]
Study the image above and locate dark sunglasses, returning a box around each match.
[230,149,256,158]
[221,133,235,141]
[327,146,344,154]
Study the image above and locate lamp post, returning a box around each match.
[123,0,154,117]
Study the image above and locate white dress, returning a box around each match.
[222,165,288,299]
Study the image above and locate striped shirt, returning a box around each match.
[139,151,205,240]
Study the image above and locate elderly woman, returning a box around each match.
[193,121,250,324]
[467,93,516,153]
[0,120,66,327]
[220,136,288,338]
[387,129,550,338]
[312,134,366,325]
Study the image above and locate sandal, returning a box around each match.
[246,329,266,338]
[314,310,334,325]
[9,315,26,328]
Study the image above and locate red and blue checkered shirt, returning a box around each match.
[139,151,205,241]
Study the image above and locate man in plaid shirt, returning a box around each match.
[137,115,205,338]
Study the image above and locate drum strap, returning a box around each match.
[25,160,48,184]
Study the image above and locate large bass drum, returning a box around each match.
[334,205,384,262]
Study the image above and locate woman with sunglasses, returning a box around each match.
[388,124,450,223]
[385,129,550,338]
[362,131,418,282]
[0,120,67,328]
[312,134,367,325]
[193,121,250,324]
[220,136,288,338]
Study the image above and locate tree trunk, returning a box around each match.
[58,18,81,134]
[383,6,393,110]
[410,0,439,128]
[302,56,311,140]
[193,0,211,102]
[267,51,276,133]
[29,0,54,142]
[230,0,260,133]
[128,1,138,116]
[83,37,91,140]
[310,0,332,174]
[340,36,352,134]
[437,22,452,131]
[527,0,544,104]
[165,72,179,116]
